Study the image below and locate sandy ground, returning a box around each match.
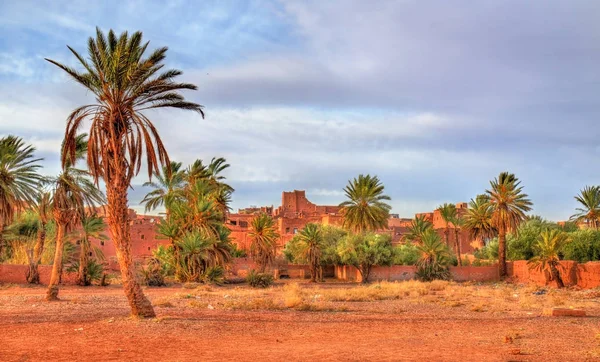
[0,281,599,361]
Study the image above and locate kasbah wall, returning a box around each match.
[82,190,482,268]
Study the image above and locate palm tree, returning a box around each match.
[486,172,532,277]
[405,215,433,243]
[249,214,279,273]
[46,28,203,317]
[0,136,43,256]
[141,161,186,218]
[186,158,233,218]
[528,229,570,288]
[296,223,323,282]
[463,194,496,247]
[74,214,108,286]
[450,214,464,266]
[46,167,105,300]
[437,203,456,247]
[570,186,600,229]
[339,174,391,233]
[27,192,52,283]
[415,230,452,281]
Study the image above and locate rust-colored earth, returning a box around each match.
[0,281,598,361]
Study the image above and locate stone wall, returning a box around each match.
[0,265,78,285]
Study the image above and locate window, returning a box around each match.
[88,252,92,257]
[148,247,151,251]
[141,235,145,240]
[285,227,290,234]
[100,241,105,246]
[293,228,298,234]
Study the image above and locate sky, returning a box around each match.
[1,0,599,220]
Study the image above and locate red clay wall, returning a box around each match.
[335,265,499,283]
[508,260,591,288]
[0,265,78,285]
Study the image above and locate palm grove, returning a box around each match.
[1,28,599,318]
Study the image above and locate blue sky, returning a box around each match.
[1,0,600,220]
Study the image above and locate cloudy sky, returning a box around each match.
[1,1,599,220]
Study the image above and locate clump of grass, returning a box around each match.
[428,280,449,291]
[188,300,209,309]
[154,298,175,308]
[182,282,201,289]
[283,283,304,308]
[470,303,487,312]
[225,297,282,310]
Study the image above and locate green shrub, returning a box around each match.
[393,242,419,265]
[67,259,105,284]
[202,265,225,285]
[246,270,274,288]
[139,258,166,286]
[562,229,600,263]
[415,230,452,281]
[337,232,394,283]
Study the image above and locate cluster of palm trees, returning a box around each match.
[0,133,106,300]
[142,158,234,283]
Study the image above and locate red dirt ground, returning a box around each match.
[0,283,598,361]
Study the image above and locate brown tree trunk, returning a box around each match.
[359,264,371,284]
[106,183,156,318]
[46,222,65,301]
[550,264,564,288]
[77,240,89,286]
[498,226,507,278]
[444,227,449,247]
[27,226,46,284]
[454,229,462,266]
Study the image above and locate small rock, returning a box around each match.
[74,328,83,331]
[207,304,215,310]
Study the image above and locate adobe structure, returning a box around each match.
[86,191,482,267]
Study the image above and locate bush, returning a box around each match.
[202,265,225,285]
[562,229,600,263]
[393,243,419,265]
[67,259,105,284]
[337,232,394,283]
[230,243,247,258]
[140,258,166,286]
[246,270,274,288]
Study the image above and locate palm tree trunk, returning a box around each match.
[106,184,156,318]
[498,227,507,278]
[46,222,65,301]
[27,226,46,284]
[77,240,89,286]
[444,228,450,247]
[454,229,462,266]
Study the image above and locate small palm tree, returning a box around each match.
[416,230,452,281]
[74,214,108,286]
[463,194,496,246]
[528,229,570,288]
[47,28,203,317]
[405,215,433,243]
[0,136,43,255]
[249,214,279,273]
[141,161,186,218]
[27,192,52,284]
[450,214,464,266]
[339,174,391,233]
[486,172,532,277]
[437,203,456,247]
[297,223,323,282]
[570,186,600,229]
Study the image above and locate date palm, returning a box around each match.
[0,136,43,256]
[141,161,186,218]
[570,186,600,229]
[436,203,456,247]
[339,174,391,233]
[463,194,496,246]
[405,215,432,243]
[450,214,464,266]
[27,192,52,284]
[296,223,324,282]
[249,214,279,273]
[46,28,203,317]
[74,214,107,286]
[528,229,569,288]
[486,172,532,277]
[46,135,105,300]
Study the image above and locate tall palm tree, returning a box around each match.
[186,158,233,219]
[405,215,433,243]
[570,186,600,229]
[27,192,52,283]
[339,174,391,233]
[528,229,570,288]
[450,214,464,266]
[296,223,323,282]
[46,28,203,317]
[486,172,532,277]
[248,214,279,273]
[74,214,107,286]
[141,161,186,218]
[46,138,105,300]
[437,203,456,247]
[0,136,43,256]
[463,194,496,247]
